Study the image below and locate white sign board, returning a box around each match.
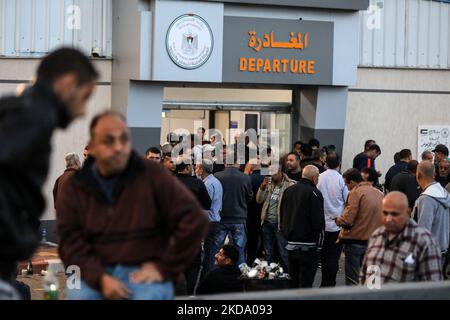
[418,125,450,159]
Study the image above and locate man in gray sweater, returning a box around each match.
[413,161,450,274]
[214,152,253,266]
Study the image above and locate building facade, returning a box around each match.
[0,0,449,240]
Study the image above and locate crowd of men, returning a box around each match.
[1,48,449,300]
[132,134,449,292]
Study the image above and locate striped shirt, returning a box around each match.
[360,219,443,284]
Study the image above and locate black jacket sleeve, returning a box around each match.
[0,96,54,167]
[309,189,325,250]
[198,181,212,210]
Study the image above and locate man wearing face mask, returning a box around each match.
[0,48,98,299]
[280,165,325,288]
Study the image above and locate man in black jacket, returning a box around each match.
[280,165,325,288]
[384,149,412,192]
[196,244,243,295]
[176,156,212,210]
[390,160,421,211]
[175,155,211,295]
[0,48,98,295]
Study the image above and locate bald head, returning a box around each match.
[302,165,320,185]
[417,161,436,179]
[384,192,408,210]
[89,111,127,139]
[88,111,131,177]
[416,161,436,190]
[382,191,410,233]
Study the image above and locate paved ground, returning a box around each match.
[18,245,348,300]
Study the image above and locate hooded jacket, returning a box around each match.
[413,182,450,252]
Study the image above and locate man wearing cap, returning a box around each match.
[433,144,449,177]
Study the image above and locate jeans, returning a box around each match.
[213,223,247,266]
[66,265,174,300]
[203,222,220,275]
[246,222,262,266]
[262,222,289,271]
[320,231,343,287]
[288,249,318,288]
[344,243,367,286]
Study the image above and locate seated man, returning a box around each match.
[196,245,243,295]
[56,112,208,300]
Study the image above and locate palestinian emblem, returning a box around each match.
[166,14,214,70]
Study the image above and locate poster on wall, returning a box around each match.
[418,125,450,159]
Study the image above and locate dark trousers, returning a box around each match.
[288,249,318,288]
[442,251,449,280]
[203,222,220,277]
[185,243,204,295]
[246,223,261,266]
[343,243,367,286]
[320,231,343,287]
[262,222,289,271]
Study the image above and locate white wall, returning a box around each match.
[0,58,112,221]
[342,67,450,183]
[359,0,450,68]
[0,0,113,57]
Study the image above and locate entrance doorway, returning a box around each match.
[161,87,293,156]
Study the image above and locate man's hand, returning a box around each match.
[260,176,270,191]
[101,274,131,300]
[333,217,340,226]
[129,262,163,284]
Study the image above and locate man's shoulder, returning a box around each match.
[367,226,386,244]
[0,94,30,117]
[214,170,226,178]
[207,173,221,183]
[416,192,437,206]
[408,221,437,245]
[311,186,323,199]
[353,152,366,161]
[319,169,341,181]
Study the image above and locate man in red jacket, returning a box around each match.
[56,111,209,300]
